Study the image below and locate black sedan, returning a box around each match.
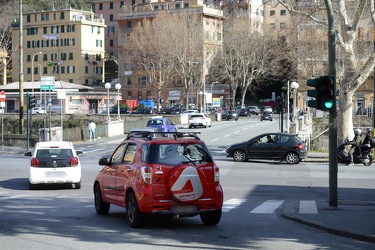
[239,108,250,117]
[226,133,308,164]
[222,110,239,121]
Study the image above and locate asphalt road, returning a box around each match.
[0,116,374,249]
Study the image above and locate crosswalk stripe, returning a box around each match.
[299,200,318,214]
[250,200,284,214]
[222,198,246,212]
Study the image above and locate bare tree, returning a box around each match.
[211,18,278,108]
[122,14,175,111]
[275,0,375,141]
[167,12,204,108]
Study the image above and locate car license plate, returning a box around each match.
[170,205,197,213]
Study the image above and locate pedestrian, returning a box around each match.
[88,120,96,142]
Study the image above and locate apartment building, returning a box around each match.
[12,8,106,86]
[93,0,227,107]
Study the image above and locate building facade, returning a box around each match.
[12,8,106,87]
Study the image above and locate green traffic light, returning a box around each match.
[323,99,334,109]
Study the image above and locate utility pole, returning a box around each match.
[325,0,338,208]
[19,0,24,134]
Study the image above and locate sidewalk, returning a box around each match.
[1,137,374,243]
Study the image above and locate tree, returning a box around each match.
[122,13,175,112]
[211,18,278,108]
[275,0,375,141]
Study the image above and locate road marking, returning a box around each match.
[250,200,284,214]
[211,139,218,142]
[299,200,318,214]
[222,198,246,212]
[234,131,240,133]
[224,134,230,137]
[242,128,248,130]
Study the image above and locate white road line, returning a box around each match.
[242,128,248,130]
[299,200,318,214]
[234,131,240,133]
[222,198,247,212]
[250,200,284,214]
[224,134,231,137]
[211,139,219,142]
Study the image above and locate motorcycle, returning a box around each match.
[337,137,375,166]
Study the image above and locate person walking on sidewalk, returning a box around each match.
[88,120,96,142]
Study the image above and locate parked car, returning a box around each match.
[131,108,153,114]
[221,110,239,121]
[31,107,46,114]
[188,113,212,128]
[248,106,260,115]
[171,108,185,114]
[110,107,129,114]
[183,110,199,115]
[226,133,308,164]
[24,141,83,190]
[261,111,273,121]
[93,132,223,227]
[239,108,250,117]
[146,117,177,132]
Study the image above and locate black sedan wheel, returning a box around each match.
[285,152,299,164]
[233,150,246,162]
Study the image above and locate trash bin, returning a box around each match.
[216,112,222,121]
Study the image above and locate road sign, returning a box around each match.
[41,76,55,91]
[0,90,5,102]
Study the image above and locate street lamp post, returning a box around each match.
[104,82,111,121]
[199,91,203,113]
[211,81,219,108]
[287,81,299,133]
[31,52,42,94]
[115,83,121,120]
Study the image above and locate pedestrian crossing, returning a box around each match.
[223,198,318,214]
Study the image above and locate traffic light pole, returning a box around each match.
[325,0,338,208]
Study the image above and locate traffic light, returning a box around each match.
[321,75,334,110]
[306,77,322,110]
[28,94,36,110]
[276,95,284,113]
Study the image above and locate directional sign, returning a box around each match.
[0,90,5,102]
[41,76,55,91]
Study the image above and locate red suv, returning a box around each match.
[93,132,223,228]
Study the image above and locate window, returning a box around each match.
[108,26,115,34]
[61,66,65,74]
[43,67,47,74]
[270,23,276,29]
[26,55,31,62]
[270,10,275,16]
[53,66,59,74]
[110,14,113,22]
[85,53,89,60]
[43,54,47,61]
[110,2,113,9]
[128,91,132,99]
[280,23,286,30]
[27,67,31,75]
[176,3,180,8]
[120,1,124,7]
[127,21,132,28]
[110,40,114,47]
[280,10,286,16]
[184,3,189,8]
[60,12,65,19]
[51,26,58,34]
[69,53,73,60]
[123,144,136,164]
[154,5,159,10]
[60,25,65,33]
[61,53,67,60]
[27,15,30,22]
[97,27,101,34]
[67,66,75,73]
[43,27,47,34]
[85,66,88,74]
[69,38,74,46]
[99,3,103,10]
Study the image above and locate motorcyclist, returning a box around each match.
[348,128,363,165]
[358,128,373,158]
